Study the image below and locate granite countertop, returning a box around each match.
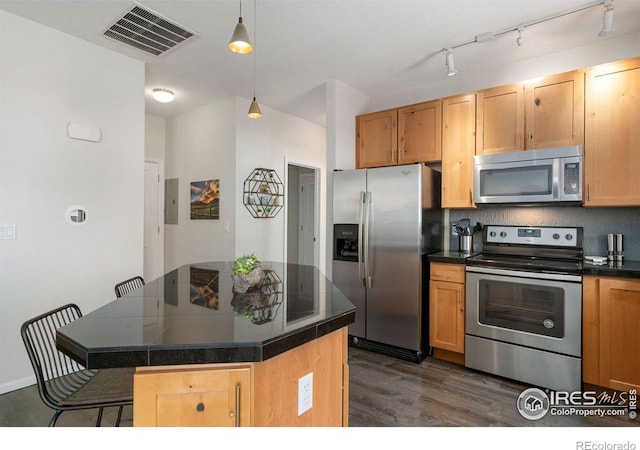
[582,259,640,279]
[56,262,355,369]
[428,250,481,264]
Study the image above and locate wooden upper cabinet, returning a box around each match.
[584,57,640,206]
[398,100,442,164]
[356,109,397,168]
[442,94,476,208]
[476,71,584,155]
[356,100,442,169]
[476,83,525,155]
[525,70,585,149]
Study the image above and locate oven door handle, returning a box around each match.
[465,265,582,283]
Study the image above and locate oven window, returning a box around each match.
[478,280,564,338]
[479,165,552,197]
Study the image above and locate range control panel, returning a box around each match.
[484,225,581,247]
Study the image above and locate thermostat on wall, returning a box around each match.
[67,122,102,143]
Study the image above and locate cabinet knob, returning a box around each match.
[196,402,205,412]
[535,97,541,106]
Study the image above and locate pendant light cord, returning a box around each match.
[253,0,257,99]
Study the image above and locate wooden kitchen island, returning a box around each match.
[56,262,355,427]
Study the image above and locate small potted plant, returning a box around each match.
[232,253,264,293]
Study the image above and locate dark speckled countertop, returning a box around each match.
[428,250,480,264]
[582,259,640,279]
[56,262,355,369]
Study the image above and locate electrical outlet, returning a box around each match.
[298,372,313,416]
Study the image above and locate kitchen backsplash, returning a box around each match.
[449,206,640,261]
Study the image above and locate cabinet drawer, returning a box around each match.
[430,262,465,283]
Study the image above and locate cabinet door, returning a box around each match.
[398,100,442,163]
[442,94,476,208]
[134,366,251,427]
[525,70,584,149]
[430,279,465,353]
[582,276,599,385]
[356,109,398,168]
[599,278,640,392]
[584,57,640,206]
[476,84,525,155]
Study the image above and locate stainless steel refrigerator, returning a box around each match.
[332,163,443,362]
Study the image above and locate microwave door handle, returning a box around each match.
[358,191,365,287]
[363,191,372,289]
[552,158,560,200]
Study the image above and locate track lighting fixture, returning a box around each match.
[228,1,253,54]
[440,0,615,77]
[445,48,457,77]
[599,0,615,37]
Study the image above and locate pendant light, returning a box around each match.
[228,1,253,54]
[248,0,262,118]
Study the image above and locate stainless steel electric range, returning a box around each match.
[465,225,583,392]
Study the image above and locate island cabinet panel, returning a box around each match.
[524,70,584,150]
[429,263,465,361]
[356,109,398,168]
[476,83,525,155]
[397,100,442,164]
[442,94,476,208]
[253,327,348,427]
[133,365,252,427]
[584,57,640,206]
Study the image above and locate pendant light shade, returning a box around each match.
[228,2,253,54]
[248,97,262,118]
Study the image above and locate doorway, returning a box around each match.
[144,159,164,281]
[286,164,319,268]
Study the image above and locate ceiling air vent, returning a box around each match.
[102,3,198,57]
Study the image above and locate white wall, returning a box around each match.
[234,97,327,268]
[145,115,166,161]
[0,11,145,393]
[163,98,237,271]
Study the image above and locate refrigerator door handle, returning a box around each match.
[363,191,372,289]
[358,191,365,287]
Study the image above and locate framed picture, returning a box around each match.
[190,179,220,219]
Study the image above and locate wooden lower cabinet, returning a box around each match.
[583,276,640,391]
[429,262,465,362]
[133,327,349,427]
[134,365,251,427]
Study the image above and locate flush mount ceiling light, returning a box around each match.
[152,88,175,103]
[599,0,615,37]
[444,48,457,77]
[228,1,253,54]
[248,0,262,118]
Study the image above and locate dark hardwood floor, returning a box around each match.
[1,346,637,428]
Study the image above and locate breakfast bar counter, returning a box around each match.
[56,261,355,427]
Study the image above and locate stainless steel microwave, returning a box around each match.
[473,146,583,205]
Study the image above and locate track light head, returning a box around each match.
[445,48,457,76]
[516,27,524,47]
[599,0,615,38]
